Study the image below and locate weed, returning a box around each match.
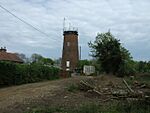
[66,84,79,92]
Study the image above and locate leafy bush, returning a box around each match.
[0,61,60,87]
[117,60,136,77]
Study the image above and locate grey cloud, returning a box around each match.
[0,0,150,60]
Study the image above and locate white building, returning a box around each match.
[83,65,95,75]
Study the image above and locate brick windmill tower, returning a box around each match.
[61,19,79,72]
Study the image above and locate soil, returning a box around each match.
[0,75,148,113]
[0,76,98,113]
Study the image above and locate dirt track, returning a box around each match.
[0,76,92,113]
[1,75,149,113]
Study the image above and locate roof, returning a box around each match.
[0,51,23,63]
[63,31,78,35]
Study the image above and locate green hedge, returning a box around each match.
[0,61,60,87]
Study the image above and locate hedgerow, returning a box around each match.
[0,61,60,87]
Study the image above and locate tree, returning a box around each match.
[40,58,54,65]
[15,53,26,63]
[78,59,92,69]
[30,53,54,66]
[88,32,133,76]
[54,58,62,66]
[31,53,43,63]
[137,61,150,73]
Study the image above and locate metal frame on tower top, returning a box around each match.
[63,18,78,32]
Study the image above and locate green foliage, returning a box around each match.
[117,60,137,77]
[40,58,54,65]
[0,61,17,85]
[78,60,92,69]
[137,61,150,73]
[31,53,43,63]
[89,32,133,76]
[30,54,54,66]
[0,61,60,87]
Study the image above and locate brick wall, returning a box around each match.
[61,31,79,71]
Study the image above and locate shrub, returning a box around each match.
[0,61,60,87]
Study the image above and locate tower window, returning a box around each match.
[66,61,70,67]
[67,42,70,46]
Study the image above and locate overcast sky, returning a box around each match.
[0,0,150,61]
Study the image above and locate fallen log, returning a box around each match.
[123,79,134,93]
[79,80,102,96]
[93,89,102,96]
[79,79,149,103]
[79,80,94,91]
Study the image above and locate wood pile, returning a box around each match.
[78,78,150,102]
